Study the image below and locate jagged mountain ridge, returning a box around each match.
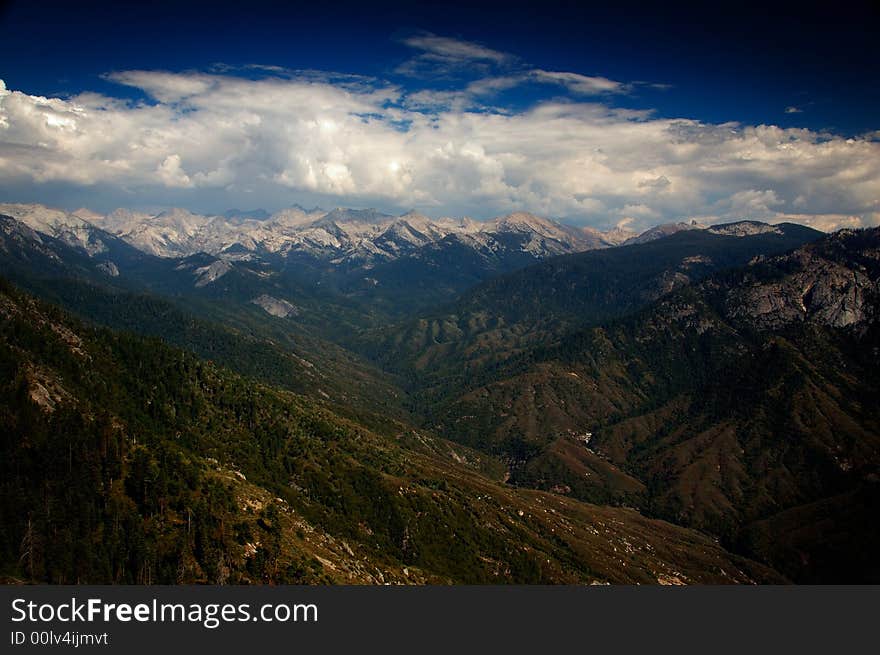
[0,203,609,265]
[0,203,793,272]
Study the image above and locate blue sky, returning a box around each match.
[0,0,878,230]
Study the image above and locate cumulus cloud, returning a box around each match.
[0,65,878,230]
[785,106,803,114]
[107,70,215,103]
[780,213,879,232]
[157,154,193,188]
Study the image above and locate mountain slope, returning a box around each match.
[1,213,408,424]
[370,221,823,396]
[0,279,782,584]
[425,228,880,581]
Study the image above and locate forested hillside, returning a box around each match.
[0,278,778,584]
[424,228,880,582]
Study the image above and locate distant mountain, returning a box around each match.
[4,203,819,298]
[114,207,213,257]
[223,208,270,221]
[0,210,165,287]
[620,217,790,245]
[97,207,154,233]
[622,220,705,245]
[0,203,830,369]
[320,207,394,225]
[707,220,787,237]
[0,203,829,334]
[0,203,643,316]
[0,202,113,257]
[582,225,635,247]
[0,203,627,264]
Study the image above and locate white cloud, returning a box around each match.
[396,33,514,78]
[107,70,215,103]
[773,213,878,232]
[465,70,626,98]
[157,154,193,188]
[465,75,525,96]
[401,33,511,64]
[0,69,878,230]
[531,70,626,95]
[397,34,627,99]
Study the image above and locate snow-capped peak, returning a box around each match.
[72,207,105,223]
[0,202,108,256]
[1,201,801,277]
[0,203,89,232]
[321,207,392,225]
[151,208,212,234]
[490,212,558,234]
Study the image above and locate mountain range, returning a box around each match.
[1,200,877,584]
[0,202,619,264]
[0,202,638,316]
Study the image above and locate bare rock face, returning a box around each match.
[708,221,783,237]
[96,261,119,277]
[726,229,880,330]
[805,266,875,328]
[639,256,718,305]
[251,294,300,318]
[644,269,693,302]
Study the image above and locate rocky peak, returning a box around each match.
[708,221,783,237]
[726,228,880,330]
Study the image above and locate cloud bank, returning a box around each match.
[0,37,878,230]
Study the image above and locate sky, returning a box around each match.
[0,0,878,231]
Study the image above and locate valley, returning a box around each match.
[1,202,877,583]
